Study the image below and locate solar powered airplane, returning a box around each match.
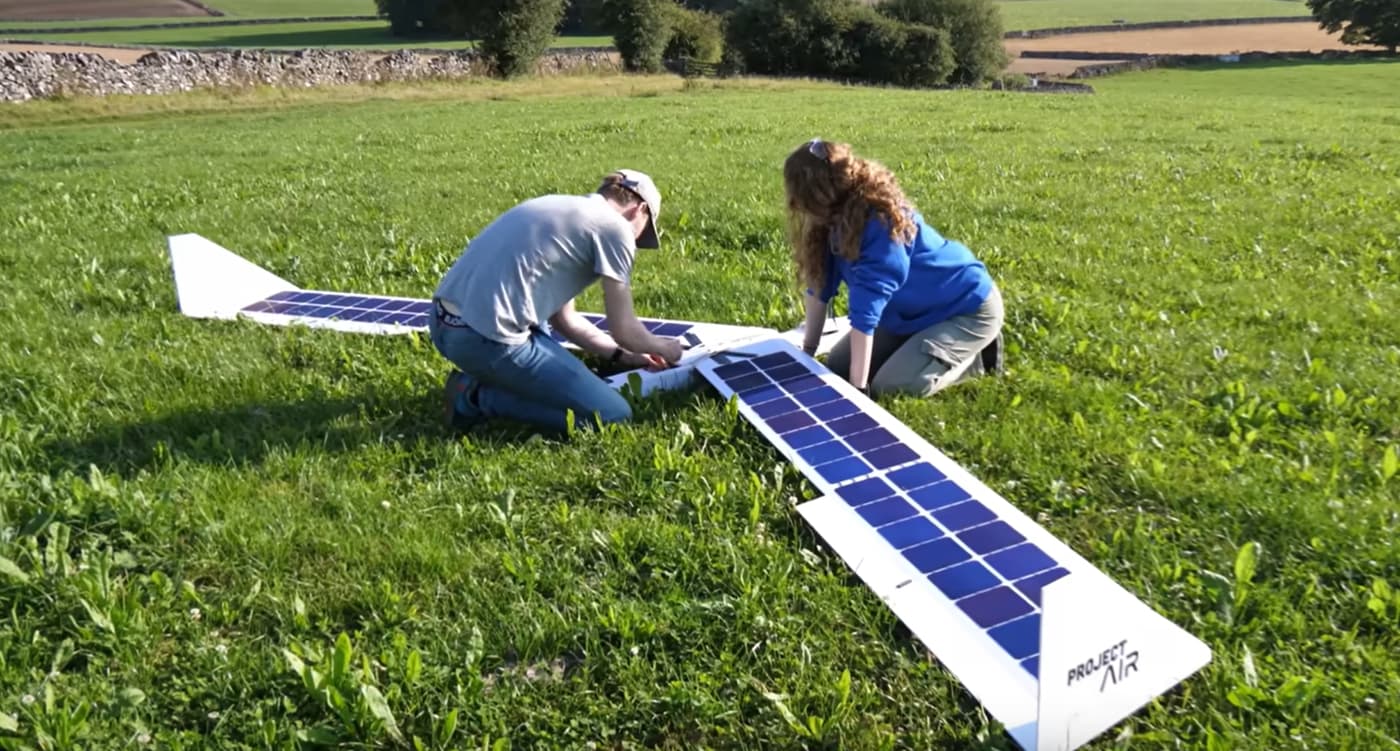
[168,233,1212,751]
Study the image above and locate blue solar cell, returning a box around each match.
[405,315,429,328]
[267,290,299,301]
[810,399,861,421]
[286,291,320,303]
[887,463,946,491]
[834,476,897,507]
[1021,655,1039,678]
[752,396,801,419]
[713,360,757,380]
[739,384,785,405]
[855,497,919,527]
[846,427,897,452]
[958,586,1034,629]
[988,614,1041,660]
[348,308,387,322]
[797,440,852,467]
[932,500,996,531]
[727,372,772,393]
[795,386,842,408]
[864,442,920,470]
[779,375,825,395]
[404,302,432,314]
[754,352,797,369]
[827,412,878,436]
[768,362,811,383]
[385,310,421,326]
[878,515,942,549]
[907,480,973,511]
[654,322,692,337]
[767,410,816,435]
[957,521,1025,555]
[902,537,971,574]
[929,560,1001,600]
[985,543,1059,581]
[241,300,275,313]
[1014,567,1071,606]
[816,455,872,484]
[786,425,835,449]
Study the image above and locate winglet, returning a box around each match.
[1029,575,1212,751]
[167,233,298,319]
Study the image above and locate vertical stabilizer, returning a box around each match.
[167,233,297,319]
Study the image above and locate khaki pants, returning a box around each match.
[825,286,1004,398]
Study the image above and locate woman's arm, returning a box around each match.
[802,290,826,356]
[848,329,873,391]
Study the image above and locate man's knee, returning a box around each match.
[572,391,632,428]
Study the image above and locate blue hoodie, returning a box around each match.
[814,211,993,336]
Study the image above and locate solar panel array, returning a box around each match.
[704,344,1068,678]
[239,290,696,340]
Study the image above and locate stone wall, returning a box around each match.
[0,48,623,102]
[1060,48,1396,78]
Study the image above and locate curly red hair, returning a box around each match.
[784,139,916,291]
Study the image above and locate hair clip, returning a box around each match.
[806,138,828,160]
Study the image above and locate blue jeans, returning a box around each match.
[428,307,632,433]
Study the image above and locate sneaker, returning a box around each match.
[981,333,1005,376]
[443,369,484,431]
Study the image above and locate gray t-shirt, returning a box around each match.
[434,193,636,345]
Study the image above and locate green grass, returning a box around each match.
[2,61,1399,749]
[996,0,1311,31]
[3,21,610,49]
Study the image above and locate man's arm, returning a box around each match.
[548,298,620,358]
[600,278,683,364]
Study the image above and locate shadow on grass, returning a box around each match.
[38,378,664,477]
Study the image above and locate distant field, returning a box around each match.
[0,0,371,27]
[2,20,611,50]
[210,0,373,16]
[996,0,1311,31]
[0,0,210,21]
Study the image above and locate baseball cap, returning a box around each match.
[614,168,662,249]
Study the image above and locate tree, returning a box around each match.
[1307,0,1400,53]
[474,0,570,77]
[601,0,673,72]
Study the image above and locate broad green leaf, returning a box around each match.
[1383,445,1398,482]
[1234,541,1259,586]
[0,556,29,583]
[360,684,404,743]
[332,633,351,686]
[0,713,17,733]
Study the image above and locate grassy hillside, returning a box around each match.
[1,62,1397,749]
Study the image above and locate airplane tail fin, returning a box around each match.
[167,233,298,320]
[1019,575,1212,751]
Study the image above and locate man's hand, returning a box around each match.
[620,350,670,372]
[651,336,684,365]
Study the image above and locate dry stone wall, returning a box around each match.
[0,47,622,102]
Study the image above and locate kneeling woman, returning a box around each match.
[787,139,1004,396]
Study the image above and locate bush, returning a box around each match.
[725,0,955,87]
[876,0,1008,85]
[474,0,570,77]
[894,23,955,87]
[601,0,673,72]
[664,4,724,63]
[725,0,865,78]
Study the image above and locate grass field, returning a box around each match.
[997,0,1311,31]
[2,61,1399,749]
[0,19,610,49]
